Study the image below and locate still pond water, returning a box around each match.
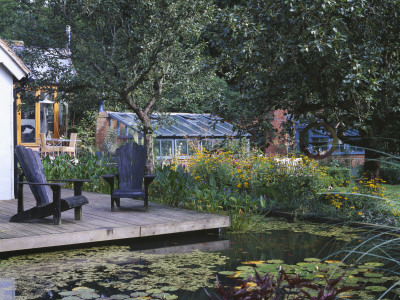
[1,217,400,299]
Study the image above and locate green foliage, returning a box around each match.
[207,268,358,300]
[379,161,400,185]
[212,0,400,171]
[150,164,262,232]
[0,0,19,39]
[71,111,98,155]
[151,165,195,207]
[326,167,352,187]
[42,153,117,193]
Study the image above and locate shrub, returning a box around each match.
[380,163,400,185]
[321,176,400,225]
[150,165,195,207]
[326,166,352,187]
[42,153,117,193]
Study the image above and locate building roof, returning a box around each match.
[0,39,30,80]
[108,112,250,139]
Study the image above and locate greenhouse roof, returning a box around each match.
[108,112,250,138]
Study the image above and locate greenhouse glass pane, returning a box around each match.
[161,140,173,157]
[188,139,199,155]
[153,139,161,157]
[213,139,222,148]
[202,140,213,151]
[175,139,189,156]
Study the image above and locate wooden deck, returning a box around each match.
[0,189,230,253]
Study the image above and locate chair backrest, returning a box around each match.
[39,133,51,152]
[116,142,147,190]
[39,133,46,146]
[69,133,77,147]
[15,145,52,206]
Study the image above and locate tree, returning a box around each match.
[13,0,216,172]
[212,0,400,177]
[0,0,18,39]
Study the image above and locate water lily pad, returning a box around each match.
[161,286,179,292]
[130,292,149,297]
[366,278,387,284]
[266,259,284,264]
[365,286,387,292]
[242,260,265,265]
[110,294,130,299]
[59,291,76,296]
[165,295,178,300]
[146,288,163,294]
[324,260,342,264]
[237,266,254,271]
[218,271,237,276]
[363,272,384,278]
[61,297,81,300]
[304,258,321,262]
[72,287,94,292]
[363,262,385,267]
[152,292,169,298]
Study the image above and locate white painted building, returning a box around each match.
[0,39,30,201]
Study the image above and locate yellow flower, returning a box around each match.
[237,183,242,188]
[358,212,363,216]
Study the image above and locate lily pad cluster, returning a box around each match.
[0,246,227,299]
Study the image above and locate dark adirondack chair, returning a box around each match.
[11,145,89,225]
[102,142,156,211]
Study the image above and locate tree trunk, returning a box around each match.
[143,125,155,174]
[363,148,381,179]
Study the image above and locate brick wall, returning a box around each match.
[264,109,289,156]
[95,112,109,148]
[324,154,365,169]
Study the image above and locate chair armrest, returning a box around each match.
[101,174,117,179]
[144,174,156,185]
[49,179,91,183]
[18,181,66,187]
[48,179,90,196]
[102,174,117,189]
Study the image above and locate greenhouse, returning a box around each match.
[106,112,250,159]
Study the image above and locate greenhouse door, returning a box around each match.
[16,89,60,149]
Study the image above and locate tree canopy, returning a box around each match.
[6,0,222,172]
[212,0,400,175]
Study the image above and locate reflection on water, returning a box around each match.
[0,217,397,299]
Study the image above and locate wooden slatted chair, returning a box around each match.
[11,145,90,225]
[60,132,78,157]
[102,142,156,211]
[39,133,61,157]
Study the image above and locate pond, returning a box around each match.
[1,217,400,299]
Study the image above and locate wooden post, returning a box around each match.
[17,173,24,213]
[51,185,62,225]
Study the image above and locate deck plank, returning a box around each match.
[0,188,230,253]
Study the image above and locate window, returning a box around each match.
[154,139,161,157]
[160,140,173,157]
[175,139,189,156]
[20,91,36,143]
[201,139,213,151]
[188,139,199,155]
